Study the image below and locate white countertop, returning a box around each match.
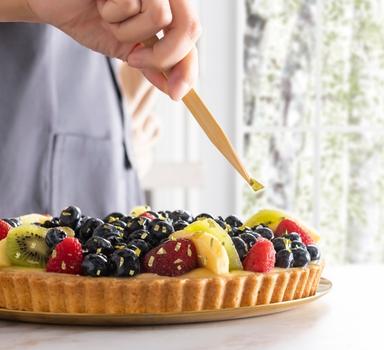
[0,265,382,350]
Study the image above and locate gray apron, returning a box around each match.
[0,23,143,218]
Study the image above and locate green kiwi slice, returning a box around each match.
[6,224,50,267]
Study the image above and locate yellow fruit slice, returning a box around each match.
[243,208,287,232]
[130,205,151,217]
[19,213,52,225]
[0,238,11,267]
[244,208,321,242]
[169,231,229,274]
[183,219,242,271]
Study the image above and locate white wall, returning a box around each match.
[142,0,243,217]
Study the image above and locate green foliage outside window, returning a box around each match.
[242,0,384,263]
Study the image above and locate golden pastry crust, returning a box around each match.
[0,263,323,314]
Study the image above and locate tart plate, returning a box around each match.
[0,277,331,326]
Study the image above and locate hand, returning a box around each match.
[26,0,201,100]
[120,64,160,177]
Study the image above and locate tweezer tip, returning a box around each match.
[249,178,264,192]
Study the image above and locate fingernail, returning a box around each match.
[171,82,190,101]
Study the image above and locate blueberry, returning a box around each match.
[113,241,128,251]
[81,254,110,277]
[168,210,193,223]
[126,239,150,258]
[275,249,293,268]
[291,241,306,250]
[78,218,103,243]
[225,215,243,228]
[253,225,274,240]
[107,235,126,248]
[283,232,302,242]
[194,213,214,221]
[250,232,262,240]
[229,226,253,237]
[45,228,67,249]
[59,206,81,228]
[239,226,253,234]
[215,218,227,230]
[158,238,170,245]
[173,220,188,231]
[84,236,114,256]
[272,237,288,252]
[231,237,248,261]
[110,249,140,277]
[93,223,122,240]
[111,220,127,232]
[80,214,90,221]
[74,215,90,235]
[125,216,150,235]
[103,212,124,224]
[40,217,61,229]
[121,215,134,224]
[158,210,171,220]
[239,232,257,250]
[2,218,21,228]
[128,229,158,247]
[228,227,242,237]
[148,220,174,241]
[306,245,321,261]
[292,248,310,267]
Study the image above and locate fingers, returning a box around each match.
[133,113,161,149]
[127,0,201,71]
[167,46,198,100]
[99,0,201,100]
[141,46,197,100]
[131,86,158,130]
[119,64,153,111]
[132,113,160,178]
[97,0,141,24]
[142,114,161,146]
[104,0,173,44]
[140,68,169,96]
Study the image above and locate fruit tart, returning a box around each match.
[0,206,324,314]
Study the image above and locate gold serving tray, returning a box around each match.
[0,278,331,326]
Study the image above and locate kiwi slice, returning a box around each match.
[6,224,50,267]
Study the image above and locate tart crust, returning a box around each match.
[0,264,323,314]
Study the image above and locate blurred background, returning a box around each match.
[130,0,384,265]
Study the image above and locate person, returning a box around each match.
[120,63,161,180]
[0,0,201,218]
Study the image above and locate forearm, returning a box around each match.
[0,0,37,22]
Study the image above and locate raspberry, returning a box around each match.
[0,220,11,241]
[275,219,314,245]
[46,237,83,274]
[139,212,157,221]
[243,239,275,273]
[143,238,197,277]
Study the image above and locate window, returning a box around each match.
[242,0,384,263]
